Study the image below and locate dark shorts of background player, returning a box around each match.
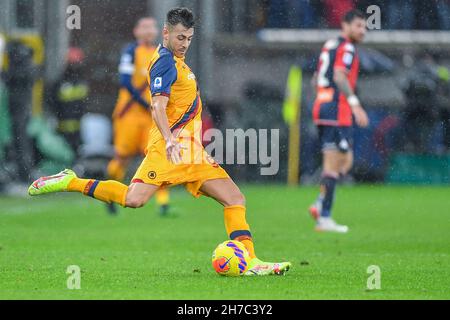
[317,125,353,153]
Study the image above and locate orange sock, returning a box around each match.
[240,239,255,260]
[107,158,127,182]
[67,178,128,207]
[224,205,256,259]
[155,188,170,206]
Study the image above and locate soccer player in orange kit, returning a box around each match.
[107,17,170,215]
[29,8,291,276]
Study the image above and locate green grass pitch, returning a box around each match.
[0,185,449,299]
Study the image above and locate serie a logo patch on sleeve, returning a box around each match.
[154,77,162,88]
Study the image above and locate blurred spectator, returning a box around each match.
[267,0,317,28]
[435,0,450,30]
[267,0,290,28]
[383,0,446,30]
[401,53,442,153]
[2,40,37,182]
[441,107,450,152]
[264,0,450,30]
[386,0,415,29]
[435,65,450,151]
[416,1,439,29]
[48,47,89,155]
[322,0,356,28]
[292,0,317,28]
[0,33,5,71]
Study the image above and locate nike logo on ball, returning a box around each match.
[219,257,232,269]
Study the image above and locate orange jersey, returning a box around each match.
[146,45,201,144]
[113,42,156,118]
[131,45,229,194]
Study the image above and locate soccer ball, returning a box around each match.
[211,240,250,276]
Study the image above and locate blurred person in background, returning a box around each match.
[435,65,450,151]
[267,0,317,28]
[386,0,446,30]
[3,40,36,182]
[386,0,416,29]
[322,0,356,28]
[0,33,5,71]
[0,32,6,188]
[265,0,448,31]
[309,10,369,233]
[416,1,439,29]
[49,47,89,154]
[401,53,443,153]
[107,17,171,216]
[435,0,450,30]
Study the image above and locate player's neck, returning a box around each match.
[162,42,184,59]
[340,33,354,43]
[138,40,154,48]
[162,41,172,53]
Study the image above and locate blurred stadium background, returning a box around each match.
[1,0,450,191]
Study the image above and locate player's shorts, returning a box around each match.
[317,125,353,153]
[112,107,152,157]
[131,120,230,198]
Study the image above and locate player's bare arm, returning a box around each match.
[333,69,369,127]
[151,95,184,164]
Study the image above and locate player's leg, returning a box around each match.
[340,150,353,177]
[106,155,131,214]
[320,149,342,218]
[147,148,171,215]
[139,117,171,216]
[155,187,171,216]
[28,168,128,204]
[109,115,137,182]
[125,182,160,208]
[309,125,349,232]
[199,178,291,276]
[107,155,130,183]
[199,178,251,254]
[309,125,339,220]
[28,171,158,208]
[68,178,158,208]
[105,115,138,213]
[336,125,354,178]
[313,150,349,233]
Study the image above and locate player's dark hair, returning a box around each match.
[166,7,195,29]
[342,9,366,23]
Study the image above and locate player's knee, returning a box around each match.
[342,154,353,172]
[125,198,145,208]
[125,192,147,208]
[348,156,354,167]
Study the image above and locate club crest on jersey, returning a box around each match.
[154,77,162,89]
[187,73,196,80]
[343,52,353,65]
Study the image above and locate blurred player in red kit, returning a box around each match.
[309,9,369,233]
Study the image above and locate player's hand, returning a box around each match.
[348,95,369,128]
[352,104,369,128]
[165,136,185,164]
